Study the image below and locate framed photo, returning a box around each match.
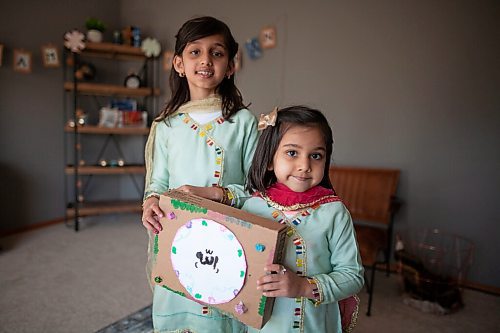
[0,44,4,67]
[13,49,32,73]
[41,45,60,67]
[259,26,277,49]
[163,50,174,71]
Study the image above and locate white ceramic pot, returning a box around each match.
[87,29,103,43]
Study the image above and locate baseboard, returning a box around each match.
[0,217,66,238]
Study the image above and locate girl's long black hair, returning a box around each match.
[157,16,247,121]
[246,106,334,194]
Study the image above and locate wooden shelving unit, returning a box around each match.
[63,40,159,231]
[64,82,160,97]
[65,165,145,175]
[64,125,149,135]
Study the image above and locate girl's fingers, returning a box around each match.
[264,264,287,275]
[142,205,164,233]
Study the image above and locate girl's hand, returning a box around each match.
[256,264,311,298]
[176,185,223,202]
[142,196,164,234]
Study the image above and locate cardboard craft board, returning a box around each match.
[152,190,287,329]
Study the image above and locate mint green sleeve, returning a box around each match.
[227,111,259,208]
[312,208,364,304]
[144,122,170,199]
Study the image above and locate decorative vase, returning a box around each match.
[87,29,103,43]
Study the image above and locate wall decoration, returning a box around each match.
[41,45,60,67]
[259,26,277,49]
[13,49,32,73]
[233,50,242,72]
[245,38,262,60]
[153,191,287,329]
[64,30,86,53]
[0,44,3,67]
[163,50,174,71]
[141,37,161,58]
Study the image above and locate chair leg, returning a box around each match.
[367,264,377,316]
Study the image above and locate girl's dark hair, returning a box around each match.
[158,16,247,121]
[246,106,334,193]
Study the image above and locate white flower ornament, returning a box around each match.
[141,37,161,58]
[64,30,86,53]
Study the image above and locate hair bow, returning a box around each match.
[258,107,278,131]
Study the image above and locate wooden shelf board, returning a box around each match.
[64,125,149,135]
[65,165,145,175]
[64,82,160,97]
[66,200,142,217]
[84,42,146,57]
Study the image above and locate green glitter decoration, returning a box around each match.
[154,234,159,255]
[171,199,207,213]
[237,249,243,257]
[161,285,186,297]
[154,276,163,283]
[195,293,202,299]
[172,246,177,254]
[240,270,245,278]
[202,220,208,226]
[258,295,267,316]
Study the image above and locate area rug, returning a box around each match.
[96,304,153,333]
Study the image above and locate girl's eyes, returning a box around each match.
[285,150,323,160]
[311,153,323,160]
[187,49,224,57]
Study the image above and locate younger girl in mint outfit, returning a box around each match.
[242,106,364,333]
[141,16,258,332]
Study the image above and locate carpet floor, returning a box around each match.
[1,214,499,333]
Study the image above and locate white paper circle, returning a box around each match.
[171,218,247,304]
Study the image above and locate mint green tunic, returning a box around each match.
[243,197,364,333]
[145,108,258,333]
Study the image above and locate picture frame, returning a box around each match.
[163,50,174,71]
[259,26,277,49]
[0,44,4,67]
[13,49,32,73]
[41,45,60,67]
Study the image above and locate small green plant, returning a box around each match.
[85,17,106,32]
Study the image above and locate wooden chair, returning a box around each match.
[329,166,401,316]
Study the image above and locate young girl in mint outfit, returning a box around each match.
[141,16,258,332]
[242,106,364,333]
[181,106,364,332]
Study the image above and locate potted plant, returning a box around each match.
[85,17,106,43]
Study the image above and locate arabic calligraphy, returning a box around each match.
[195,249,220,273]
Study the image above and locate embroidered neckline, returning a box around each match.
[260,192,340,211]
[176,94,222,114]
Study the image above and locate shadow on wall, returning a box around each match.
[0,163,29,236]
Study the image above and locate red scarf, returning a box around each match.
[257,183,340,210]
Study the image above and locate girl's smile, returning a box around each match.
[269,125,327,192]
